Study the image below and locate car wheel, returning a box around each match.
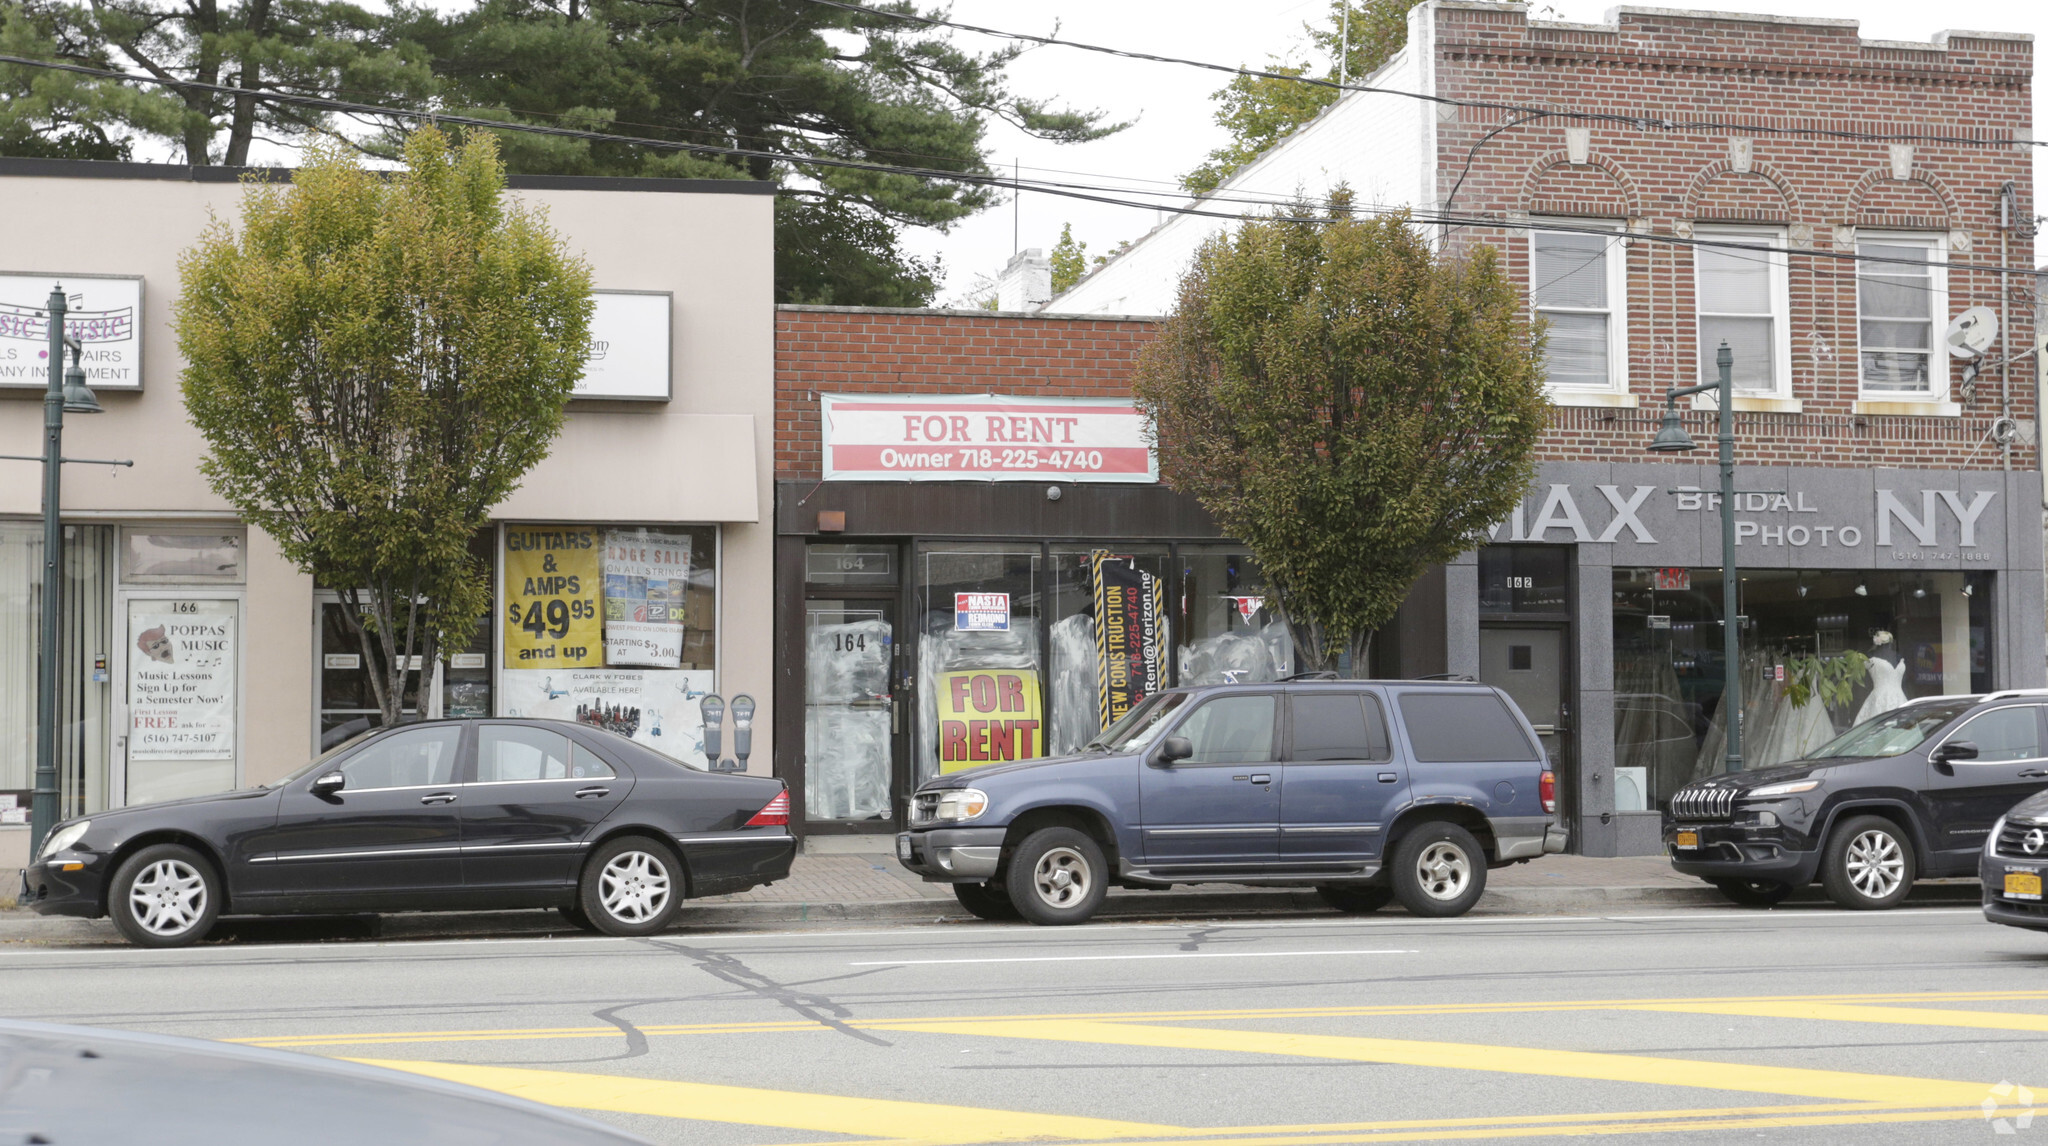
[1389,823,1487,918]
[1004,827,1108,926]
[1822,815,1915,910]
[579,836,684,936]
[109,844,221,948]
[1711,878,1795,907]
[1316,884,1396,914]
[953,880,1023,921]
[557,903,600,932]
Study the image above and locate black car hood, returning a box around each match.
[87,787,278,822]
[2006,788,2048,822]
[920,751,1116,788]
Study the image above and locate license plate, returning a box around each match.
[2005,870,2043,901]
[896,835,913,861]
[1674,830,1700,849]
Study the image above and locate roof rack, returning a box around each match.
[1980,689,2048,703]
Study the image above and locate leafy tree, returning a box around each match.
[1049,222,1087,295]
[1181,0,1415,196]
[398,0,1124,306]
[175,128,593,725]
[0,0,434,165]
[1131,202,1547,674]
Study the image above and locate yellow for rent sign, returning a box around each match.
[503,528,603,667]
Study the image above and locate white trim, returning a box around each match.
[1854,231,1951,404]
[1691,226,1793,403]
[1529,221,1630,399]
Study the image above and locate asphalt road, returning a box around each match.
[3,904,2046,1144]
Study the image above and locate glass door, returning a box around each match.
[121,596,240,805]
[803,599,896,822]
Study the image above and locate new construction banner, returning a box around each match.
[1091,552,1166,731]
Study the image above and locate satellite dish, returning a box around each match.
[1946,306,1998,358]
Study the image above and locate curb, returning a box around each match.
[0,881,1985,945]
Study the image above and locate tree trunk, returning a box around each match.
[222,0,274,167]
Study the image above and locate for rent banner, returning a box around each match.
[821,394,1156,482]
[1092,553,1165,732]
[935,669,1045,773]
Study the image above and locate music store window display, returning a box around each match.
[1610,567,1990,812]
[498,525,718,765]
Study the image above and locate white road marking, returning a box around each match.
[851,948,1419,966]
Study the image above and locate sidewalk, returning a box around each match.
[0,850,1981,945]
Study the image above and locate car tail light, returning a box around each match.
[745,790,789,827]
[1539,770,1557,815]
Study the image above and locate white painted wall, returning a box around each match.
[1051,13,1430,317]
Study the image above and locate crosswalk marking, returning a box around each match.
[352,1059,1188,1143]
[872,1019,2004,1106]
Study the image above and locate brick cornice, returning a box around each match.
[1436,43,2031,90]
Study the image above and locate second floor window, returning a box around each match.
[1695,232,1786,395]
[1858,239,1943,396]
[1532,229,1620,390]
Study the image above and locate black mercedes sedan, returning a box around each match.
[18,719,795,947]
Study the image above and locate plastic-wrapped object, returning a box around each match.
[804,705,891,819]
[1049,613,1100,755]
[1178,617,1295,685]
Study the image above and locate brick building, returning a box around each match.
[777,3,2043,857]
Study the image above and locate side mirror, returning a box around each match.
[310,771,346,796]
[1933,740,1979,769]
[1155,736,1194,766]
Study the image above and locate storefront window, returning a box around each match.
[1612,567,1991,811]
[1048,545,1170,754]
[0,523,116,822]
[1177,546,1291,684]
[917,545,1041,783]
[498,524,718,766]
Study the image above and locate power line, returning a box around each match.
[794,0,2045,152]
[0,52,2037,282]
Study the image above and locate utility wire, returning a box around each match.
[795,0,2044,152]
[0,52,2038,281]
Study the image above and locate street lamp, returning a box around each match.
[1647,341,1743,774]
[27,289,103,854]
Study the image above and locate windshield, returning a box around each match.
[265,728,379,788]
[1086,692,1190,753]
[1807,699,1974,760]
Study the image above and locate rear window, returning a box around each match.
[1397,692,1539,762]
[1290,693,1391,761]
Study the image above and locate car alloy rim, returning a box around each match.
[1415,841,1471,901]
[1031,846,1091,909]
[600,851,672,922]
[1845,829,1905,899]
[129,859,207,936]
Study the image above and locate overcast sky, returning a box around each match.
[912,0,2047,303]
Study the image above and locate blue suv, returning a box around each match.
[895,679,1566,925]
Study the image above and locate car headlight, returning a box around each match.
[37,820,90,861]
[1745,780,1819,798]
[928,789,989,823]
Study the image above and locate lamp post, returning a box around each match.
[27,288,104,855]
[1647,341,1743,774]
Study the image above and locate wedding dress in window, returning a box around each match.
[1855,658,1908,725]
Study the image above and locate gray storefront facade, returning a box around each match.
[1445,462,2045,856]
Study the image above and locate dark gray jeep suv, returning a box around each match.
[1667,691,2048,909]
[895,679,1566,925]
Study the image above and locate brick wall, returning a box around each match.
[1430,2,2036,471]
[775,306,1159,479]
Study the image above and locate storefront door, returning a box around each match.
[1479,625,1570,810]
[119,596,241,806]
[803,599,897,823]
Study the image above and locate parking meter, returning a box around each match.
[730,694,756,769]
[700,694,725,765]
